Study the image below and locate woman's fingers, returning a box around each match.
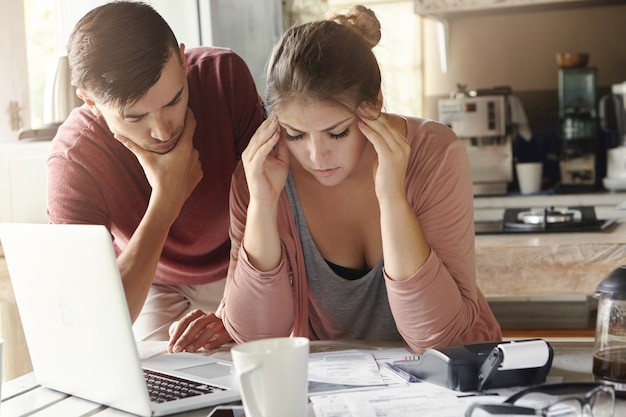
[358,109,408,159]
[357,107,405,153]
[243,116,280,163]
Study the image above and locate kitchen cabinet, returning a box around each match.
[0,140,52,223]
[475,212,626,337]
[474,193,626,336]
[474,193,626,298]
[414,0,626,17]
[0,244,32,382]
[421,0,626,102]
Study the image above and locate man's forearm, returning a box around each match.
[117,195,178,322]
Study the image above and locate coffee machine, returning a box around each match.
[558,67,597,188]
[438,87,513,196]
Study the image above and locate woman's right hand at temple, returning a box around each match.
[241,116,289,207]
[239,116,289,272]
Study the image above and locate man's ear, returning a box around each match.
[375,89,384,112]
[76,88,101,116]
[179,43,188,74]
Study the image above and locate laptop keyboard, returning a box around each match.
[143,369,226,403]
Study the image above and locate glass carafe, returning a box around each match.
[593,266,626,397]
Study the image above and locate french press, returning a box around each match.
[593,266,626,396]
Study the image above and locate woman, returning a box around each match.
[220,5,501,354]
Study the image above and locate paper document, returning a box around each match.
[309,349,383,385]
[307,348,413,395]
[311,385,505,417]
[305,348,537,417]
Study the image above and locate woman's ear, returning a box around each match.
[76,88,101,116]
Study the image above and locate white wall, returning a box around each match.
[423,4,626,100]
[54,0,202,52]
[0,1,30,143]
[53,0,108,54]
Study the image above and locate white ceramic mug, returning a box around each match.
[607,146,626,179]
[516,162,542,194]
[231,337,309,417]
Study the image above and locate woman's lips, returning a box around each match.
[313,167,339,177]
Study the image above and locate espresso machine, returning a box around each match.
[438,87,513,196]
[558,67,598,188]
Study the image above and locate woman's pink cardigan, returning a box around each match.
[219,117,502,353]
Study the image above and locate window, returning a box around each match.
[24,0,57,129]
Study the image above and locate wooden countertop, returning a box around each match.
[475,221,626,298]
[0,242,33,381]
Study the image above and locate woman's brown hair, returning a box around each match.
[265,5,382,115]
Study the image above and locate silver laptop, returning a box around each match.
[0,223,240,416]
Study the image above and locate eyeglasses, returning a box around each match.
[465,382,615,417]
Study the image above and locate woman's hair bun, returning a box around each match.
[329,5,381,49]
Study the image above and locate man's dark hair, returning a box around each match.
[67,1,180,108]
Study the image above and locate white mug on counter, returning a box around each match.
[516,162,542,194]
[231,337,309,417]
[607,146,626,179]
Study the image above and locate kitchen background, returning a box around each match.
[421,0,626,190]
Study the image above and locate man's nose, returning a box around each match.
[150,116,173,141]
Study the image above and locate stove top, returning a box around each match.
[475,206,617,235]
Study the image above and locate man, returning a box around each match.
[47,1,264,352]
